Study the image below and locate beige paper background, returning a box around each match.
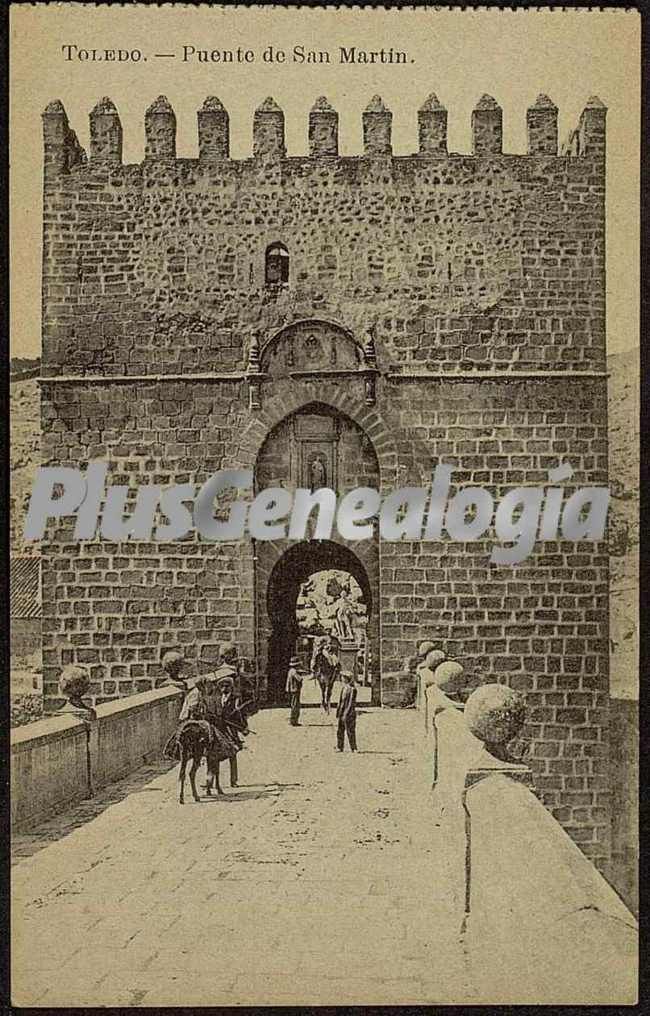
[10,4,640,360]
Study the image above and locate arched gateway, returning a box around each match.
[254,400,381,704]
[38,94,613,871]
[262,540,379,704]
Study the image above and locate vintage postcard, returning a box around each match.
[9,3,639,1006]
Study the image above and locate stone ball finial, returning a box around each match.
[417,639,436,660]
[464,683,526,747]
[59,664,91,702]
[432,660,464,694]
[424,649,446,671]
[218,642,238,665]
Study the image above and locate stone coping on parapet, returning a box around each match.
[37,369,609,385]
[10,712,87,749]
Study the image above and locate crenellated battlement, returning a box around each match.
[42,93,607,175]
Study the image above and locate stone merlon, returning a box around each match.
[577,96,607,158]
[40,95,608,174]
[472,94,502,155]
[527,94,558,156]
[42,99,87,176]
[363,95,392,156]
[145,95,176,160]
[198,96,229,162]
[309,95,338,157]
[253,96,285,159]
[418,93,447,156]
[89,97,122,164]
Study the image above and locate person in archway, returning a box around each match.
[311,634,341,714]
[336,671,358,752]
[286,655,303,726]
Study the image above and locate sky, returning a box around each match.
[10,4,640,358]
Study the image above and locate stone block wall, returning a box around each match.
[39,93,610,866]
[41,96,606,381]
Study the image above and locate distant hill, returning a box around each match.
[10,357,41,381]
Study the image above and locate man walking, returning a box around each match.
[336,672,358,751]
[286,655,303,726]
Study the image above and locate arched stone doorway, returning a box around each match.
[262,540,379,704]
[254,401,381,705]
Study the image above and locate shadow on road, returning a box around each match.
[201,787,283,803]
[11,759,177,866]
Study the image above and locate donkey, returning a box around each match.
[176,719,223,804]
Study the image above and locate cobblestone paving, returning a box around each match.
[12,708,474,1006]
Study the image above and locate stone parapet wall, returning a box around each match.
[11,685,184,832]
[421,686,636,1000]
[11,714,90,830]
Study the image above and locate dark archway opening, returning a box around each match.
[265,540,373,704]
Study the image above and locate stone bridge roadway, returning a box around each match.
[12,705,475,1007]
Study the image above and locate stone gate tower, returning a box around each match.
[39,92,610,867]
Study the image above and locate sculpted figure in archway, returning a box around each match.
[335,588,355,641]
[309,453,327,492]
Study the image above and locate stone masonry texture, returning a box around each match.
[40,93,610,868]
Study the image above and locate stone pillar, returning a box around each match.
[527,94,558,155]
[363,95,392,156]
[309,96,338,157]
[253,97,285,159]
[145,95,176,160]
[198,96,230,161]
[89,97,123,165]
[578,95,607,159]
[42,100,70,178]
[418,93,447,155]
[472,94,502,155]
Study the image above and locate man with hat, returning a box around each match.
[285,655,303,727]
[212,642,240,693]
[215,671,247,788]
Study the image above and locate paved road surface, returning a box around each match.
[12,708,474,1006]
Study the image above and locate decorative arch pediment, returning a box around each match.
[261,319,363,376]
[246,319,378,410]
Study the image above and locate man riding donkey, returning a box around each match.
[310,633,342,714]
[162,648,252,803]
